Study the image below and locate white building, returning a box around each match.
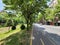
[48,0,58,8]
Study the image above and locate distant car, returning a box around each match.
[58,21,60,26]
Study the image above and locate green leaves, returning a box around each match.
[45,8,55,20]
[3,0,48,30]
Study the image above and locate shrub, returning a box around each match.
[20,24,25,30]
[11,26,16,30]
[5,19,13,27]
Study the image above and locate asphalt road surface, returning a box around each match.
[32,25,56,45]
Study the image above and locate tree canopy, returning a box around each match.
[3,0,48,30]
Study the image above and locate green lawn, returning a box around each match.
[0,24,30,45]
[0,25,20,41]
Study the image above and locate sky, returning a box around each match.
[0,0,5,11]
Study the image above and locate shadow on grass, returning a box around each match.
[0,30,31,45]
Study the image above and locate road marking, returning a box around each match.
[30,28,33,45]
[31,36,35,40]
[40,38,45,45]
[47,37,56,45]
[30,36,32,45]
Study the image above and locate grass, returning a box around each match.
[1,30,30,45]
[0,25,20,41]
[0,24,31,45]
[0,30,20,41]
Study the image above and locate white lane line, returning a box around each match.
[30,28,33,45]
[47,37,56,45]
[40,38,45,45]
[31,36,35,40]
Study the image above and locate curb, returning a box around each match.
[30,28,33,45]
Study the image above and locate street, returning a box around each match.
[32,24,57,45]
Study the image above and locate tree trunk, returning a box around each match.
[27,20,29,31]
[27,20,32,31]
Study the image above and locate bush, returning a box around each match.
[11,26,16,30]
[0,18,7,27]
[5,19,13,27]
[20,24,25,30]
[13,19,18,26]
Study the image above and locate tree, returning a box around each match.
[45,8,55,20]
[3,0,48,30]
[53,0,60,19]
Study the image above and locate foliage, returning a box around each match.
[0,11,26,27]
[5,19,13,27]
[20,24,26,30]
[11,26,16,30]
[0,12,7,27]
[54,0,60,19]
[35,12,43,22]
[45,8,55,20]
[3,0,48,30]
